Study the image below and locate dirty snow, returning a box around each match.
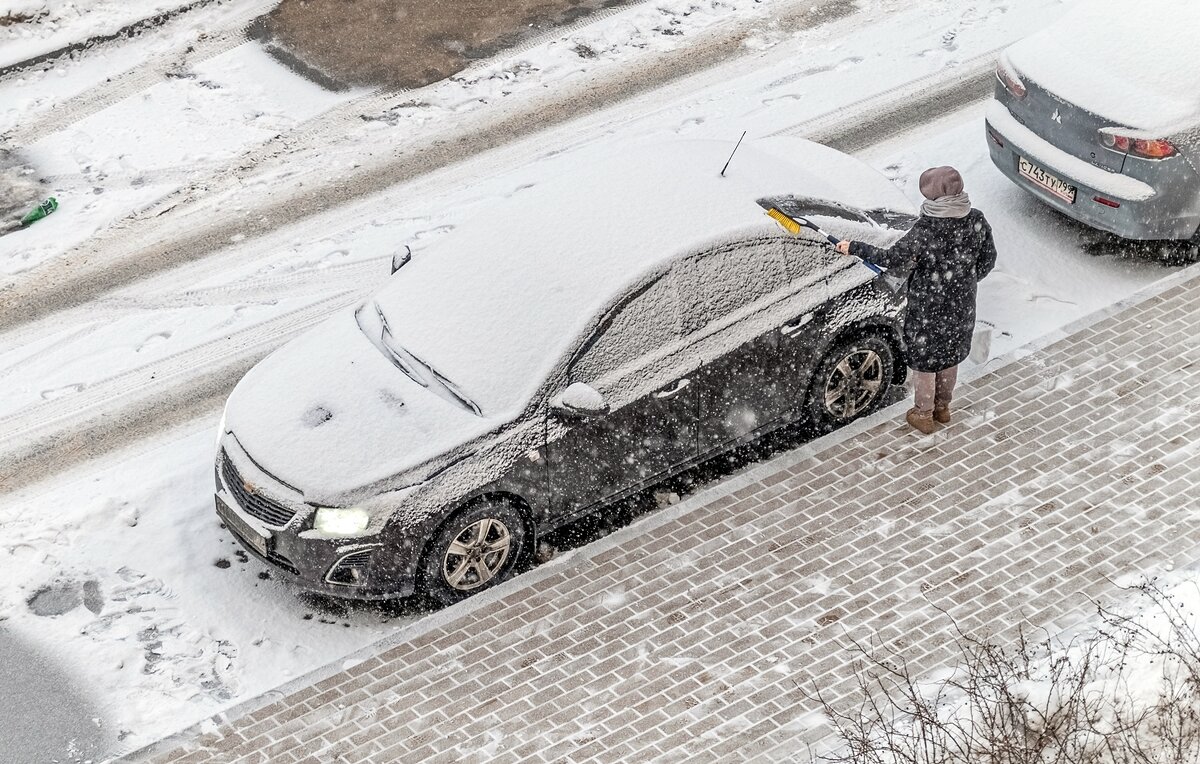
[1,0,200,67]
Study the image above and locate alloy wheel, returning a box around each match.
[441,518,512,591]
[823,349,884,419]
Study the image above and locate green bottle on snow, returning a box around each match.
[21,197,58,227]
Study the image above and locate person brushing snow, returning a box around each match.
[836,166,997,435]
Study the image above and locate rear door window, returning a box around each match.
[570,273,682,384]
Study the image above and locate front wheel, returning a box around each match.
[419,500,529,606]
[804,334,895,433]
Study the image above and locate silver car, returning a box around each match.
[985,1,1200,241]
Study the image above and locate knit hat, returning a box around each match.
[918,166,964,200]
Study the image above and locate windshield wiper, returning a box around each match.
[371,302,429,387]
[424,364,483,417]
[358,301,482,417]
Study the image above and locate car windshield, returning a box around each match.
[354,301,482,417]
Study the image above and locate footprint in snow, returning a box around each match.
[40,382,84,400]
[502,183,535,198]
[27,578,104,616]
[675,116,705,134]
[761,94,803,107]
[134,331,171,352]
[316,248,350,268]
[413,224,454,241]
[1029,293,1077,306]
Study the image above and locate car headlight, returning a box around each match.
[313,507,370,536]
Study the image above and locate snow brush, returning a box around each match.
[757,200,882,275]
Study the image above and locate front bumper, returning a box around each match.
[985,103,1200,241]
[213,449,419,600]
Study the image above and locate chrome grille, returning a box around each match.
[221,451,298,528]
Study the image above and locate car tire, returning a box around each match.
[805,333,895,433]
[419,499,529,606]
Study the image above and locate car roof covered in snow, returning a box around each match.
[1005,0,1200,131]
[372,136,909,416]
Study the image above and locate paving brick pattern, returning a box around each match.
[141,274,1200,763]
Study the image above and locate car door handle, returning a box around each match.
[782,313,813,337]
[654,378,691,399]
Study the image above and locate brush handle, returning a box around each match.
[814,225,882,275]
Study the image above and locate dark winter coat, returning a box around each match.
[849,209,997,373]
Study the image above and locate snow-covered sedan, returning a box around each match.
[986,0,1200,241]
[214,137,914,603]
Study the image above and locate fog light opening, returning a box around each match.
[325,547,379,587]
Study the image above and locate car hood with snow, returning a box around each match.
[1004,0,1200,131]
[223,308,495,503]
[220,136,912,501]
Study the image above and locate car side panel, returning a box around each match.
[546,377,698,517]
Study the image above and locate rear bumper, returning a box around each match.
[985,101,1200,240]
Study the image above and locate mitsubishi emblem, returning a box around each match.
[1051,109,1062,124]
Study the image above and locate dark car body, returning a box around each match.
[213,138,915,601]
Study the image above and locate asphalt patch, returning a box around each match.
[250,0,642,90]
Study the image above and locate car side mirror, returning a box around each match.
[550,382,609,418]
[391,246,412,274]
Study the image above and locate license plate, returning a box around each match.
[1018,157,1077,204]
[216,494,270,557]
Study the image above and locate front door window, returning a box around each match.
[547,273,698,516]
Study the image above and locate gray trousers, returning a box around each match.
[913,365,958,414]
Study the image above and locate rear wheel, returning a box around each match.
[805,334,895,433]
[419,500,529,606]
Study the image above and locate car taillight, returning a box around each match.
[1132,138,1176,159]
[995,57,1026,100]
[1100,129,1176,159]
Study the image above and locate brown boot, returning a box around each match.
[906,407,936,435]
[933,403,951,424]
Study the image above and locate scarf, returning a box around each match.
[920,192,971,219]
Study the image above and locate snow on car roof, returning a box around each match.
[1005,0,1200,131]
[372,136,907,416]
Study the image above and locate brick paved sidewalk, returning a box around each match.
[134,266,1200,764]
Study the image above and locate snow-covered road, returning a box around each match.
[0,0,1185,759]
[0,0,1065,491]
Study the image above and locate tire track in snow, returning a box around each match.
[768,46,1001,151]
[0,0,856,335]
[0,0,1005,492]
[0,255,384,378]
[4,1,277,148]
[0,0,235,82]
[0,59,998,494]
[0,290,356,493]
